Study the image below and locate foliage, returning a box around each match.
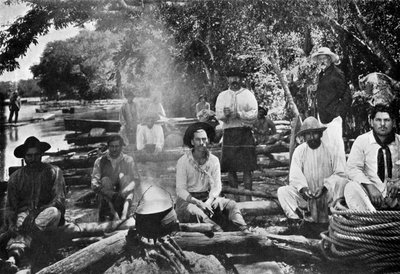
[1,0,400,122]
[31,30,121,100]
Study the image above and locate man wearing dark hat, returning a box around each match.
[344,104,400,211]
[277,117,347,228]
[119,90,138,146]
[215,67,258,201]
[91,134,138,221]
[2,136,66,272]
[176,122,248,232]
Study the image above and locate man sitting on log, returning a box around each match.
[175,122,249,232]
[253,106,277,145]
[277,117,347,230]
[344,104,400,211]
[136,111,164,154]
[91,135,138,221]
[0,136,66,273]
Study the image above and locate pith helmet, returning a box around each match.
[296,116,327,137]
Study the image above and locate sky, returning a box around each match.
[0,2,82,82]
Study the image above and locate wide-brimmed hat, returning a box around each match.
[183,122,215,148]
[14,136,51,158]
[311,47,340,64]
[296,117,327,137]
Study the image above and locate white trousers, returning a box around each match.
[344,181,399,211]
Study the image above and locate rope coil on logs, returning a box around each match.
[320,209,400,273]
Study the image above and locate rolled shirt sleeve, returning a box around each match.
[176,157,191,201]
[91,157,102,191]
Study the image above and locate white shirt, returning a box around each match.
[136,124,164,151]
[215,88,258,129]
[290,142,346,194]
[346,130,400,193]
[176,152,222,201]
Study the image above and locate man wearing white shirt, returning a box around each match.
[136,112,164,153]
[175,122,248,232]
[215,68,258,200]
[345,104,400,211]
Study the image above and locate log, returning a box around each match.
[221,186,277,200]
[38,229,322,274]
[237,200,282,216]
[57,219,213,238]
[37,231,127,274]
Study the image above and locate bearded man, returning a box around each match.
[1,136,66,273]
[277,117,347,228]
[176,122,248,232]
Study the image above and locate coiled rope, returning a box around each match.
[320,209,400,273]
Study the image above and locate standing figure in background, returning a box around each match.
[1,136,66,273]
[8,91,21,124]
[119,90,138,146]
[136,111,164,154]
[310,47,352,164]
[91,135,137,221]
[215,67,258,201]
[277,117,347,231]
[253,107,277,145]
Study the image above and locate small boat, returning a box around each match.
[64,118,121,133]
[65,132,114,146]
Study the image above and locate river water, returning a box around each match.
[1,101,121,180]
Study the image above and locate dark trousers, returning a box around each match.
[8,108,19,123]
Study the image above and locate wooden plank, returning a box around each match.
[234,261,283,274]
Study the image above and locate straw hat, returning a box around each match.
[296,117,327,137]
[311,47,340,64]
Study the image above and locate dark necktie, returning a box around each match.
[373,131,395,182]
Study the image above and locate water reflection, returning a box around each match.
[2,103,120,180]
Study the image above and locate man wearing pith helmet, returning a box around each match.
[310,47,352,171]
[277,117,347,230]
[1,136,66,272]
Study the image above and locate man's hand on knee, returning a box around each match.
[363,184,383,207]
[387,179,400,198]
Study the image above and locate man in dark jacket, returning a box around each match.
[309,47,352,167]
[311,47,352,124]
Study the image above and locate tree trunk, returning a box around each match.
[349,0,398,75]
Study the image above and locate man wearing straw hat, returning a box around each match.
[344,104,400,211]
[175,122,248,232]
[277,117,347,229]
[310,47,352,165]
[1,136,66,273]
